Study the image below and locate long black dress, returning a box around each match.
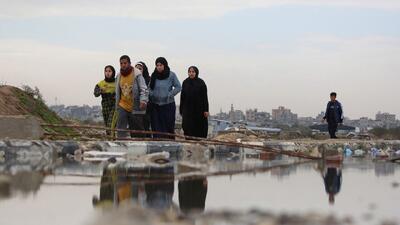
[180,77,209,138]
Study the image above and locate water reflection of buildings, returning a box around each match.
[0,157,106,200]
[374,161,396,176]
[53,158,103,176]
[0,171,44,200]
[210,146,301,177]
[341,158,398,176]
[0,156,52,200]
[270,164,298,179]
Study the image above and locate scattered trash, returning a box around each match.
[372,148,388,158]
[344,147,353,157]
[83,151,127,162]
[142,151,171,166]
[214,132,261,143]
[353,149,365,157]
[371,148,379,157]
[107,157,117,163]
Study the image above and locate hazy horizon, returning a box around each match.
[1,1,399,119]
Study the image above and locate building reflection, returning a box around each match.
[374,161,396,176]
[0,171,45,200]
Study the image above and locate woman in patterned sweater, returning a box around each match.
[94,65,116,135]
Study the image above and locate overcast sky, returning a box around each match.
[0,0,399,119]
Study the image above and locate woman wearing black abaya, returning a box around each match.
[180,66,209,138]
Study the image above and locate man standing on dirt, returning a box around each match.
[115,55,148,138]
[322,92,343,139]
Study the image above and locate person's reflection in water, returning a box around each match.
[144,166,175,211]
[93,166,174,211]
[145,180,174,210]
[178,177,208,214]
[323,163,342,205]
[93,167,121,207]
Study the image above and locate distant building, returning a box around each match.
[215,108,229,120]
[50,105,102,122]
[316,111,325,121]
[229,104,245,122]
[376,112,396,122]
[375,112,398,128]
[245,108,271,123]
[272,106,298,125]
[297,117,316,126]
[245,108,257,122]
[345,117,378,133]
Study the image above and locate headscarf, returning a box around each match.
[188,66,199,79]
[135,61,150,86]
[104,65,116,82]
[150,57,170,90]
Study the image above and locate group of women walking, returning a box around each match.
[94,55,209,139]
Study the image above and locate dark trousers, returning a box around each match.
[150,102,176,139]
[131,114,151,138]
[116,107,135,138]
[328,123,338,138]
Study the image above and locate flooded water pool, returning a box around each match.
[202,161,400,224]
[0,143,399,225]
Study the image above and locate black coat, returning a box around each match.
[180,77,209,138]
[323,101,343,124]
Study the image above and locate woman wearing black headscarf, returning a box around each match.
[180,66,209,138]
[149,57,181,139]
[94,65,116,135]
[132,61,151,137]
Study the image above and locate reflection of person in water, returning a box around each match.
[323,165,342,205]
[93,166,174,210]
[92,168,133,207]
[145,180,174,210]
[178,177,208,214]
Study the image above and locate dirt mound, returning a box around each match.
[0,85,57,120]
[0,85,75,137]
[0,85,30,115]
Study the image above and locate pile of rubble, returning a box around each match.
[213,126,269,143]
